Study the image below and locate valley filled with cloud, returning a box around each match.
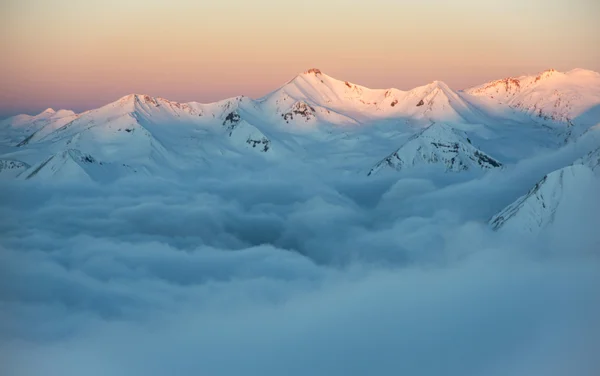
[2,142,599,375]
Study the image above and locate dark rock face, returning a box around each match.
[431,141,460,152]
[416,99,425,107]
[17,132,36,147]
[0,159,30,171]
[25,156,55,179]
[282,102,316,122]
[223,111,241,132]
[474,151,502,168]
[79,154,96,164]
[246,137,270,152]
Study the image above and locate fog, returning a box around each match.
[1,156,599,376]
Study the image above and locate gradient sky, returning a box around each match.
[1,0,599,118]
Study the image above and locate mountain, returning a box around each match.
[465,68,600,133]
[367,123,502,176]
[20,149,139,182]
[1,67,598,182]
[33,94,180,168]
[0,108,77,146]
[489,165,597,233]
[253,69,480,126]
[27,94,275,171]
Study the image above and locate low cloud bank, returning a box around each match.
[1,162,599,376]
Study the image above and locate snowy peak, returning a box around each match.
[410,81,456,105]
[465,68,600,127]
[566,68,600,78]
[534,68,561,82]
[489,165,597,233]
[277,68,385,105]
[0,106,79,146]
[467,68,563,94]
[262,69,477,125]
[118,93,159,106]
[465,77,523,99]
[112,94,200,117]
[399,81,479,123]
[304,68,323,76]
[425,80,453,91]
[53,109,76,117]
[368,123,502,175]
[465,68,575,99]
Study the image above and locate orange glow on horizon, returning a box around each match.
[1,0,599,117]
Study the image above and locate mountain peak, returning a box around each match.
[412,80,453,94]
[41,108,56,115]
[304,68,323,76]
[368,123,502,175]
[534,68,560,82]
[116,94,164,109]
[566,68,600,77]
[428,80,453,91]
[118,93,155,102]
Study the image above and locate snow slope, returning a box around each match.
[489,165,597,233]
[28,94,276,172]
[0,108,77,146]
[368,123,502,175]
[465,69,600,134]
[253,69,482,127]
[20,149,139,182]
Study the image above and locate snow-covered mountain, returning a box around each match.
[20,149,140,182]
[489,165,597,233]
[1,67,599,182]
[0,108,77,146]
[8,94,278,179]
[368,123,502,175]
[252,69,482,126]
[465,68,600,134]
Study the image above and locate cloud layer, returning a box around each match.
[1,158,599,375]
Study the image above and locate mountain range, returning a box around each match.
[1,67,599,233]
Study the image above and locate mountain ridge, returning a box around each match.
[4,67,598,122]
[1,67,599,182]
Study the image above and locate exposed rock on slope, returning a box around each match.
[0,159,31,178]
[368,123,502,175]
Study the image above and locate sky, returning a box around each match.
[1,0,599,117]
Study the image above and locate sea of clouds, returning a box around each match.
[1,144,599,376]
